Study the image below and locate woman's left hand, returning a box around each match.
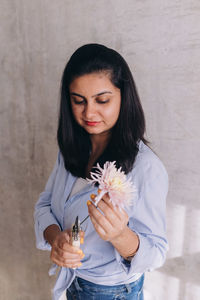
[87,191,129,242]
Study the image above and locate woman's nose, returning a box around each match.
[84,103,96,119]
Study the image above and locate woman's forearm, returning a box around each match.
[43,224,61,246]
[110,226,139,260]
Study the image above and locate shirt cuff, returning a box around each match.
[114,231,161,274]
[34,213,61,251]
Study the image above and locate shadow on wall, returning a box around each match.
[143,199,200,300]
[160,252,200,286]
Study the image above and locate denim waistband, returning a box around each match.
[73,274,144,294]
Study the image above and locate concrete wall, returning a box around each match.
[0,1,199,299]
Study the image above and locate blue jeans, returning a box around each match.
[66,274,144,300]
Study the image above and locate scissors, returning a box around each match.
[71,216,81,247]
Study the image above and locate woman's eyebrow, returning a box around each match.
[70,92,85,99]
[70,91,112,99]
[92,91,112,98]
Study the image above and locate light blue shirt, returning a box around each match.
[34,141,169,300]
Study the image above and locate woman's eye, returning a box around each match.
[97,99,109,104]
[73,99,85,104]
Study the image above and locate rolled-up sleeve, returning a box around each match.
[34,152,61,251]
[114,156,169,274]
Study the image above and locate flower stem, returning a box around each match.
[80,214,90,225]
[80,191,106,225]
[94,190,106,206]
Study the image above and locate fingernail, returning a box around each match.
[77,263,82,267]
[98,189,101,194]
[77,249,83,254]
[90,194,96,199]
[80,237,84,244]
[87,200,92,206]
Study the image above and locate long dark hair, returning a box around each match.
[57,43,148,177]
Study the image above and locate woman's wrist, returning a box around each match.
[110,226,139,260]
[43,224,61,246]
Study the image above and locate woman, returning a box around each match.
[34,44,168,300]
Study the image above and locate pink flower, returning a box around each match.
[87,161,137,209]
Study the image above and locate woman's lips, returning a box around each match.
[85,121,101,126]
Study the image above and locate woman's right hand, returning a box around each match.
[50,229,85,269]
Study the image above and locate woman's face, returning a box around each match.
[69,72,121,138]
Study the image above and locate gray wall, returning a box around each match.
[0,1,199,299]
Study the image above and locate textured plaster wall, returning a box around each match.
[0,1,199,299]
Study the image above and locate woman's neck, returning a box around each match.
[85,132,111,178]
[90,132,111,157]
